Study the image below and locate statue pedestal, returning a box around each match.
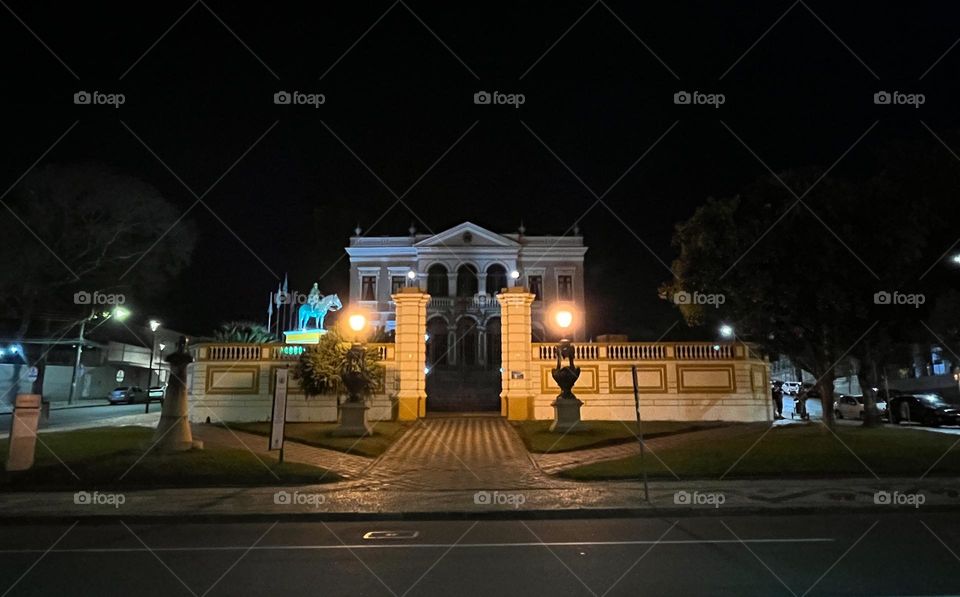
[331,401,372,437]
[283,329,327,345]
[550,397,587,433]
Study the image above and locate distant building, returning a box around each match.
[345,221,587,372]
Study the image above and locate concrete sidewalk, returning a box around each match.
[1,476,958,519]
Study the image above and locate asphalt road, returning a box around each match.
[0,403,153,434]
[1,512,958,596]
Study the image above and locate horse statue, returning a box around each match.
[298,293,342,330]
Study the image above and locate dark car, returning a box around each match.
[888,393,960,427]
[109,386,147,404]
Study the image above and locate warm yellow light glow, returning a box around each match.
[348,313,367,332]
[555,309,574,330]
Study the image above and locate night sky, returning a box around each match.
[2,1,959,339]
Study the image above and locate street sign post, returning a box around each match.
[631,365,649,502]
[269,368,289,463]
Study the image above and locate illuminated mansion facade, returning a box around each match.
[345,222,587,368]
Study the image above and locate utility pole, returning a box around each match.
[67,310,92,406]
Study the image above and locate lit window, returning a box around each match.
[529,275,543,301]
[557,275,573,301]
[361,276,377,301]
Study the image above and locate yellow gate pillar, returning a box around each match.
[496,287,536,420]
[393,287,429,420]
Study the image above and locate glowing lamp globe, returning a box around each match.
[555,309,574,330]
[112,307,131,321]
[407,270,417,280]
[719,324,734,338]
[149,319,161,332]
[510,270,520,280]
[348,314,367,333]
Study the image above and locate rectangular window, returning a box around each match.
[529,275,543,301]
[391,276,405,295]
[557,275,573,301]
[361,276,377,301]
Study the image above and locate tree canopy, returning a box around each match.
[0,163,196,337]
[663,136,960,424]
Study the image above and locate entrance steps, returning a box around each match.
[425,367,501,412]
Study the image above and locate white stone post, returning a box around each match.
[496,288,536,420]
[392,288,429,420]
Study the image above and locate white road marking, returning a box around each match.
[0,537,833,554]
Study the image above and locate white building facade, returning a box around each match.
[345,221,587,372]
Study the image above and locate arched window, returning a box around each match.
[426,317,449,367]
[485,316,501,368]
[427,264,448,297]
[456,264,478,297]
[456,317,478,366]
[486,264,507,295]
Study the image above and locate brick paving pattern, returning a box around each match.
[362,415,565,490]
[534,423,763,474]
[192,424,372,479]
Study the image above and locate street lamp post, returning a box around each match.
[549,306,586,432]
[67,306,131,405]
[146,320,160,414]
[333,312,373,437]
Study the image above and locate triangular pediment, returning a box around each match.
[414,222,519,247]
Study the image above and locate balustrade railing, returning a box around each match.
[200,342,394,362]
[532,342,739,361]
[204,344,263,361]
[427,295,501,311]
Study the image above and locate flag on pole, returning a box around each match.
[267,293,273,329]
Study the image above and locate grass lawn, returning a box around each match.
[560,422,960,480]
[513,420,732,453]
[0,426,341,491]
[224,420,409,458]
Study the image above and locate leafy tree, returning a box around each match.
[662,163,947,426]
[292,328,383,398]
[0,163,196,338]
[211,321,278,343]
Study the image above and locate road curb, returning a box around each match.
[3,503,960,524]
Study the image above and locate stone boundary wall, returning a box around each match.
[527,343,772,422]
[187,343,397,423]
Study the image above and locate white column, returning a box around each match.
[446,272,457,297]
[392,288,429,420]
[496,288,536,420]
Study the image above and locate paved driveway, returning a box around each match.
[363,415,564,491]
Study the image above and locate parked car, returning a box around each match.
[834,394,888,420]
[781,381,802,395]
[148,385,166,401]
[888,393,960,427]
[109,386,148,404]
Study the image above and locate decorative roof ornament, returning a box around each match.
[518,220,526,235]
[354,224,362,236]
[573,223,580,235]
[409,222,417,236]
